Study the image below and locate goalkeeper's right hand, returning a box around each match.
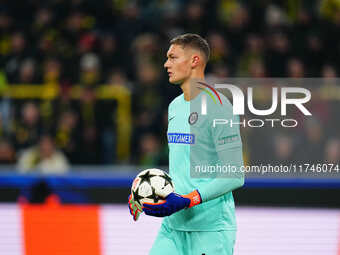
[128,194,143,221]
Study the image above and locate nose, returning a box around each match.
[164,59,170,69]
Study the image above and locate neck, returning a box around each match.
[181,73,205,101]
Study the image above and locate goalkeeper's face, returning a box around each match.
[164,44,195,85]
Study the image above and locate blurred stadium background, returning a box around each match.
[0,0,339,254]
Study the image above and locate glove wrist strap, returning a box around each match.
[183,190,202,208]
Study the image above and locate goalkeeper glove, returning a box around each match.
[143,190,202,217]
[128,194,143,221]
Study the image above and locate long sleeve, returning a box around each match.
[199,146,244,202]
[199,94,244,202]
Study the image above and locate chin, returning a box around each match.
[169,77,183,85]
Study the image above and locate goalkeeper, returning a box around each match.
[129,33,244,255]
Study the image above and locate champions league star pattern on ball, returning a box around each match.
[131,169,174,207]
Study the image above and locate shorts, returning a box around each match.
[149,223,236,255]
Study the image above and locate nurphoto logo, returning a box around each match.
[200,83,312,128]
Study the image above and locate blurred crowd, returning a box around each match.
[0,0,339,172]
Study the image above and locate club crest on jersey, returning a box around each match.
[188,112,198,125]
[168,133,195,144]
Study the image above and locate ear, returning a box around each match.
[192,55,200,68]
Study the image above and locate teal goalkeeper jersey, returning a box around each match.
[163,91,243,231]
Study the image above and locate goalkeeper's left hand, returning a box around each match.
[142,190,202,217]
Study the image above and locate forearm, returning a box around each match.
[142,147,244,217]
[198,146,244,203]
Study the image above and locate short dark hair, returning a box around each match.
[170,33,210,62]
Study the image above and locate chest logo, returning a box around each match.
[169,116,175,123]
[168,133,195,144]
[188,112,198,125]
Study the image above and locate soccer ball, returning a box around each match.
[131,168,174,207]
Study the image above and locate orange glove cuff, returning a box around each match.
[182,190,202,208]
